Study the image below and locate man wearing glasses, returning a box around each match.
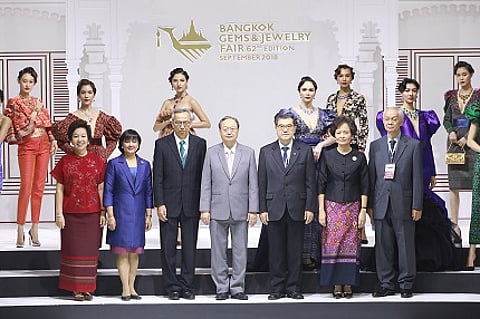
[153,107,206,300]
[258,109,316,300]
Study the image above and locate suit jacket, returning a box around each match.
[199,143,259,221]
[258,140,316,221]
[153,134,207,218]
[368,134,423,220]
[104,154,153,248]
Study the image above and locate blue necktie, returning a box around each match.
[179,140,186,167]
[282,146,289,167]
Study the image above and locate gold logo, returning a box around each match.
[157,20,211,62]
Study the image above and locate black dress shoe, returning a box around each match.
[464,265,475,271]
[286,291,304,299]
[400,290,413,298]
[231,292,248,300]
[121,295,131,301]
[130,294,142,300]
[372,288,395,297]
[181,290,195,300]
[215,292,229,300]
[268,293,285,300]
[168,291,181,300]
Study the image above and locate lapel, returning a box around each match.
[285,141,300,174]
[270,142,286,172]
[134,157,146,191]
[393,135,408,163]
[167,134,184,168]
[216,144,230,179]
[230,144,243,179]
[380,136,390,164]
[118,155,135,191]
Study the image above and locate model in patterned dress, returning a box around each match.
[443,61,480,241]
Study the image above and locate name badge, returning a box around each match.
[384,163,395,180]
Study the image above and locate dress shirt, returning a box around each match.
[174,133,189,157]
[223,143,237,177]
[278,140,293,166]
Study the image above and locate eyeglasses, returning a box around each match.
[173,120,192,127]
[221,126,238,133]
[276,124,295,129]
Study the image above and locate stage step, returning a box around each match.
[1,294,480,319]
[1,268,480,298]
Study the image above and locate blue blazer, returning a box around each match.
[104,155,153,248]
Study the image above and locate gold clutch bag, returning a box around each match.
[445,143,466,165]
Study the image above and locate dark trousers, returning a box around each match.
[267,210,305,293]
[160,211,199,293]
[374,203,416,290]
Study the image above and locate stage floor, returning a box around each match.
[1,292,480,307]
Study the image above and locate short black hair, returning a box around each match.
[329,115,357,137]
[297,76,318,92]
[67,119,92,141]
[274,108,295,125]
[118,129,142,154]
[398,78,420,93]
[77,79,97,96]
[168,67,190,83]
[334,64,355,80]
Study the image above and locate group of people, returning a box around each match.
[0,62,479,301]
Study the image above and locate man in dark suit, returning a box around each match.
[258,109,316,300]
[368,106,423,299]
[153,107,206,300]
[200,116,259,301]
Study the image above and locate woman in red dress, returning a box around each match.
[51,119,106,301]
[53,79,122,162]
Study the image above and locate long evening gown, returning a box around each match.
[376,109,457,271]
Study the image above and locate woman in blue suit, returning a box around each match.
[104,129,153,301]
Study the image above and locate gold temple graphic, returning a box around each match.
[157,20,211,62]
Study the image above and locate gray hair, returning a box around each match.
[218,115,240,129]
[172,106,194,120]
[384,106,404,121]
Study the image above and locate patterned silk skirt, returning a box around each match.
[320,200,361,286]
[59,212,101,293]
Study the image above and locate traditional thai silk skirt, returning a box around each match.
[59,212,101,293]
[320,200,361,286]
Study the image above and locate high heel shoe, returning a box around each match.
[16,233,25,248]
[332,286,343,299]
[28,230,41,247]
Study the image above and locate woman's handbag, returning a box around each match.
[445,143,466,165]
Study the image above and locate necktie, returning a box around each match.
[282,146,289,167]
[226,150,234,177]
[179,140,186,167]
[389,139,396,161]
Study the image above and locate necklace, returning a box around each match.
[18,95,34,106]
[298,104,315,115]
[403,107,418,120]
[173,92,188,106]
[79,108,95,123]
[337,92,350,100]
[459,88,474,104]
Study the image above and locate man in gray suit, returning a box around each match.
[258,109,316,300]
[200,116,258,301]
[368,106,423,298]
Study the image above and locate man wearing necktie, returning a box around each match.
[258,109,316,300]
[368,107,423,299]
[153,107,206,300]
[200,116,259,301]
